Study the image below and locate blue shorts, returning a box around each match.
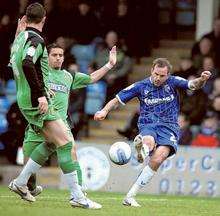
[138,123,179,157]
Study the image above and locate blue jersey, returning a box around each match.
[116,75,190,128]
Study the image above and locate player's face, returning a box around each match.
[151,65,169,86]
[48,48,64,69]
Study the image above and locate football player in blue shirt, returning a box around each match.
[94,58,211,207]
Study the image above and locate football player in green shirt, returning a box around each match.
[9,3,116,209]
[23,43,116,201]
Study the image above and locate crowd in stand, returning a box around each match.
[0,0,219,164]
[118,18,220,148]
[0,0,159,163]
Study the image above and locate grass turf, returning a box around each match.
[0,186,219,216]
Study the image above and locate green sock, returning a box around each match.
[57,142,75,174]
[73,161,82,186]
[27,174,36,191]
[30,142,56,166]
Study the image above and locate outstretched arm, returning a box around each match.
[94,97,120,121]
[189,70,211,90]
[90,46,117,83]
[15,16,27,38]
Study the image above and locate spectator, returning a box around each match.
[199,56,219,94]
[192,18,220,69]
[178,113,192,145]
[95,31,132,100]
[209,95,220,120]
[104,1,131,53]
[179,75,208,125]
[173,57,196,78]
[0,102,27,164]
[43,0,60,43]
[191,114,220,148]
[70,0,101,44]
[192,37,214,70]
[0,14,15,81]
[209,78,220,100]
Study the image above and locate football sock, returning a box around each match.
[57,142,85,199]
[126,165,155,198]
[15,158,41,186]
[73,161,82,186]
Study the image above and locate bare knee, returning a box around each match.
[142,136,155,151]
[43,120,72,146]
[149,149,170,171]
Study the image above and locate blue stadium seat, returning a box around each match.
[71,44,96,74]
[5,79,17,104]
[0,113,8,134]
[0,96,10,114]
[84,81,107,115]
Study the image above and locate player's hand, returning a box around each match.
[201,71,211,81]
[108,46,117,67]
[15,16,27,37]
[38,96,48,114]
[94,110,108,121]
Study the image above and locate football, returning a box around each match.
[108,141,131,165]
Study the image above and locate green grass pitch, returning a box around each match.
[0,186,220,216]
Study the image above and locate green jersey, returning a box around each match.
[48,69,91,120]
[10,27,49,109]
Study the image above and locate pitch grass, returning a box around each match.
[0,186,220,216]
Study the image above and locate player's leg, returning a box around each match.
[23,126,82,195]
[123,125,157,207]
[22,126,45,196]
[134,135,156,163]
[71,144,82,186]
[42,119,101,209]
[123,146,170,207]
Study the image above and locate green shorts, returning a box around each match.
[20,105,60,132]
[23,121,74,157]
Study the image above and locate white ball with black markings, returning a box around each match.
[109,141,131,165]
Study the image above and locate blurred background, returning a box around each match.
[0,0,220,197]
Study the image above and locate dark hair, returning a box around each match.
[26,3,46,24]
[152,58,172,73]
[47,43,63,54]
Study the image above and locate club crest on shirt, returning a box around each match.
[144,90,149,95]
[164,84,170,93]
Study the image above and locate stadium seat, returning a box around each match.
[0,96,10,114]
[0,113,8,134]
[5,79,16,104]
[70,44,96,74]
[84,81,107,115]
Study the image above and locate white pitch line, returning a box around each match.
[0,195,168,202]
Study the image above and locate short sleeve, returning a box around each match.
[22,36,44,64]
[171,76,189,90]
[71,72,92,90]
[116,82,140,105]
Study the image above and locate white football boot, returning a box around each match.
[123,197,141,207]
[30,186,43,197]
[8,179,36,202]
[70,197,102,209]
[134,135,149,163]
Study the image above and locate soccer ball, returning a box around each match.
[109,141,131,165]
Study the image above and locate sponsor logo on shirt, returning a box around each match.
[144,94,174,105]
[48,82,68,93]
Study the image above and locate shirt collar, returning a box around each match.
[26,27,43,37]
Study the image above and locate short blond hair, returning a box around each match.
[152,58,172,73]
